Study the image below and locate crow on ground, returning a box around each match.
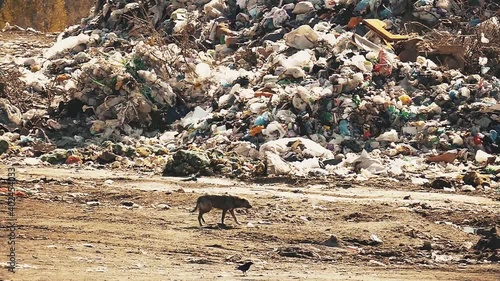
[236,261,253,274]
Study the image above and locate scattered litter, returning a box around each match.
[156,203,171,210]
[0,0,498,189]
[370,234,383,244]
[86,201,100,207]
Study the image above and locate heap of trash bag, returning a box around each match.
[0,0,499,187]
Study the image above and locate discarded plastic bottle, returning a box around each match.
[338,120,351,136]
[353,95,361,107]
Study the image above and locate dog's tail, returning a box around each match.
[190,198,200,212]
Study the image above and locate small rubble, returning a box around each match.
[277,246,322,259]
[474,227,500,261]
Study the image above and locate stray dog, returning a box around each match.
[191,195,252,226]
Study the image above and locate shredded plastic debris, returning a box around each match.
[0,0,498,185]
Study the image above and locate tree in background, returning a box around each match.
[0,0,36,29]
[65,0,94,27]
[38,0,68,32]
[0,0,92,32]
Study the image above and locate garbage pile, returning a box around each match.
[0,0,499,186]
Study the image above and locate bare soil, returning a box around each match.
[0,31,56,58]
[0,166,499,280]
[0,30,499,280]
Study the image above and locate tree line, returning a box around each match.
[0,0,94,32]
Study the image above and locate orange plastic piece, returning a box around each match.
[55,73,71,82]
[0,187,27,197]
[224,36,239,46]
[65,155,83,165]
[15,191,27,197]
[249,126,264,136]
[254,91,274,98]
[347,17,363,29]
[426,152,458,164]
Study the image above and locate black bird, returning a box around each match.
[236,261,254,274]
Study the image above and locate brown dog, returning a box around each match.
[191,195,252,226]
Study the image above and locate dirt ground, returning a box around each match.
[0,165,499,281]
[0,29,499,281]
[0,31,56,58]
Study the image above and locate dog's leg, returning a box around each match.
[221,209,227,225]
[198,212,204,226]
[230,209,240,224]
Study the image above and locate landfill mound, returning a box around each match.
[0,0,499,186]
